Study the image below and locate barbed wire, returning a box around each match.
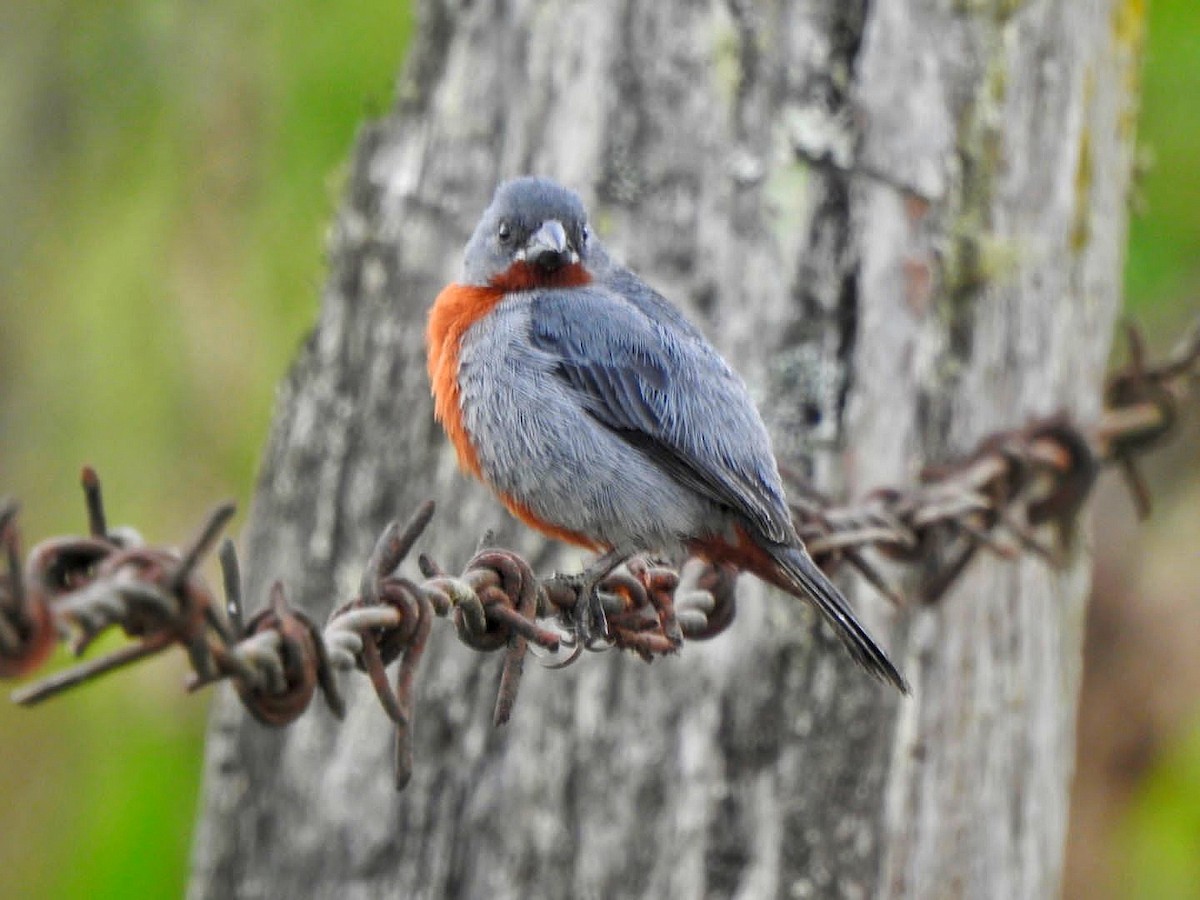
[1,317,1196,788]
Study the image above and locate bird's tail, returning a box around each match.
[763,544,909,693]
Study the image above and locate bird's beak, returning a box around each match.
[521,219,576,271]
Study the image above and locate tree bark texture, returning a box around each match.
[189,1,1142,897]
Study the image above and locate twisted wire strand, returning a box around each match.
[0,317,1195,788]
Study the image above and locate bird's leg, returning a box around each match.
[547,549,627,646]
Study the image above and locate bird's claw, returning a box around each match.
[580,582,609,646]
[545,569,610,646]
[544,549,627,649]
[540,639,584,669]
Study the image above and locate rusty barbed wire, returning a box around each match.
[0,476,722,790]
[1,317,1196,788]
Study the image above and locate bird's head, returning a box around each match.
[462,177,595,291]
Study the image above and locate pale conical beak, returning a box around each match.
[522,219,575,272]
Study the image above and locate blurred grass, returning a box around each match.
[1126,721,1200,898]
[1122,2,1200,892]
[1123,0,1200,321]
[0,1,411,897]
[0,0,1196,897]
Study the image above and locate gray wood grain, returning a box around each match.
[189,1,1141,896]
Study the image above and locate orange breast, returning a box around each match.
[426,282,507,478]
[497,492,604,551]
[489,260,591,292]
[427,268,601,551]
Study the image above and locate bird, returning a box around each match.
[426,176,907,692]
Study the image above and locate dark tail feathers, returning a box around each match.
[768,544,909,693]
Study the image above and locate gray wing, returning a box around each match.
[529,284,794,544]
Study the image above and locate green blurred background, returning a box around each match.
[0,1,1195,897]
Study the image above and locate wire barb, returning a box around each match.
[1,316,1196,788]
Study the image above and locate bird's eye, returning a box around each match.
[580,224,589,244]
[497,220,512,243]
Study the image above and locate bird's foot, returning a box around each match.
[545,550,626,648]
[545,570,609,648]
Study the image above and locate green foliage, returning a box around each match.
[0,2,410,896]
[1125,722,1200,899]
[1124,0,1200,319]
[1120,0,1200,894]
[1,656,207,899]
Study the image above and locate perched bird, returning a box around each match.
[427,176,906,691]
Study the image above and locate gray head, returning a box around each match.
[461,177,597,289]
